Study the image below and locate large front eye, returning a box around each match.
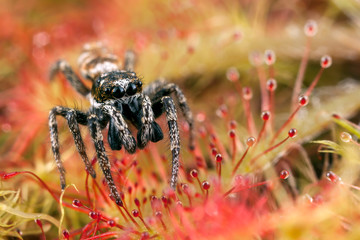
[126,82,137,95]
[112,86,125,98]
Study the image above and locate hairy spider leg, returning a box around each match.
[49,60,90,96]
[137,94,164,149]
[162,96,181,190]
[102,105,137,154]
[49,106,96,189]
[144,80,195,150]
[88,114,122,205]
[124,50,136,72]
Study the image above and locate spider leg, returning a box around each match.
[88,114,122,205]
[124,50,136,72]
[137,94,163,149]
[49,59,90,96]
[144,79,195,150]
[49,106,96,190]
[161,96,181,190]
[103,105,137,154]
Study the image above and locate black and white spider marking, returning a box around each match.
[49,42,194,205]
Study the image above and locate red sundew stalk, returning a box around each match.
[268,89,275,133]
[291,37,311,111]
[270,105,301,145]
[146,144,167,182]
[229,130,237,163]
[85,172,93,209]
[242,88,257,137]
[215,154,223,180]
[251,136,290,165]
[255,64,270,112]
[93,179,112,205]
[304,67,324,97]
[190,170,205,194]
[268,65,275,79]
[156,211,167,231]
[35,219,46,240]
[206,123,230,160]
[81,231,122,240]
[223,180,270,197]
[122,206,140,228]
[257,119,268,144]
[232,147,250,176]
[80,219,97,239]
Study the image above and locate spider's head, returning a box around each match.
[91,70,143,104]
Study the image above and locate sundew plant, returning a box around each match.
[1,0,360,239]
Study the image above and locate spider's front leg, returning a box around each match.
[137,95,163,149]
[103,105,137,153]
[49,106,96,189]
[87,114,123,205]
[144,79,195,150]
[49,60,90,96]
[161,96,181,190]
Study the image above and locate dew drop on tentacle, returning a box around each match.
[320,55,332,68]
[280,170,290,180]
[266,78,277,91]
[340,132,352,143]
[264,49,276,65]
[304,19,318,37]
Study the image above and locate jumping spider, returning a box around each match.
[49,43,194,205]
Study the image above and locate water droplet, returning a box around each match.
[246,137,256,147]
[226,67,240,82]
[261,111,270,121]
[202,181,210,190]
[320,55,332,68]
[304,20,318,37]
[340,132,352,143]
[266,78,277,91]
[298,95,309,106]
[280,170,290,179]
[264,49,276,65]
[288,128,297,138]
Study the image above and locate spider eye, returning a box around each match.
[104,87,112,95]
[134,80,142,88]
[112,86,125,98]
[126,83,137,95]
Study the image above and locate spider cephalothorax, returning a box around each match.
[49,43,194,205]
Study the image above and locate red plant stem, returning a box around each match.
[35,219,46,240]
[270,105,301,144]
[256,65,269,112]
[216,162,222,179]
[85,172,93,209]
[80,219,96,238]
[291,37,311,111]
[232,147,250,176]
[234,82,257,136]
[93,179,112,205]
[269,91,275,132]
[196,177,205,194]
[251,136,290,165]
[257,120,268,144]
[122,206,140,228]
[231,135,237,163]
[206,124,229,160]
[158,215,167,231]
[81,231,121,240]
[223,180,270,197]
[2,171,94,214]
[269,65,275,79]
[138,215,151,231]
[243,97,257,137]
[115,205,129,222]
[304,67,324,97]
